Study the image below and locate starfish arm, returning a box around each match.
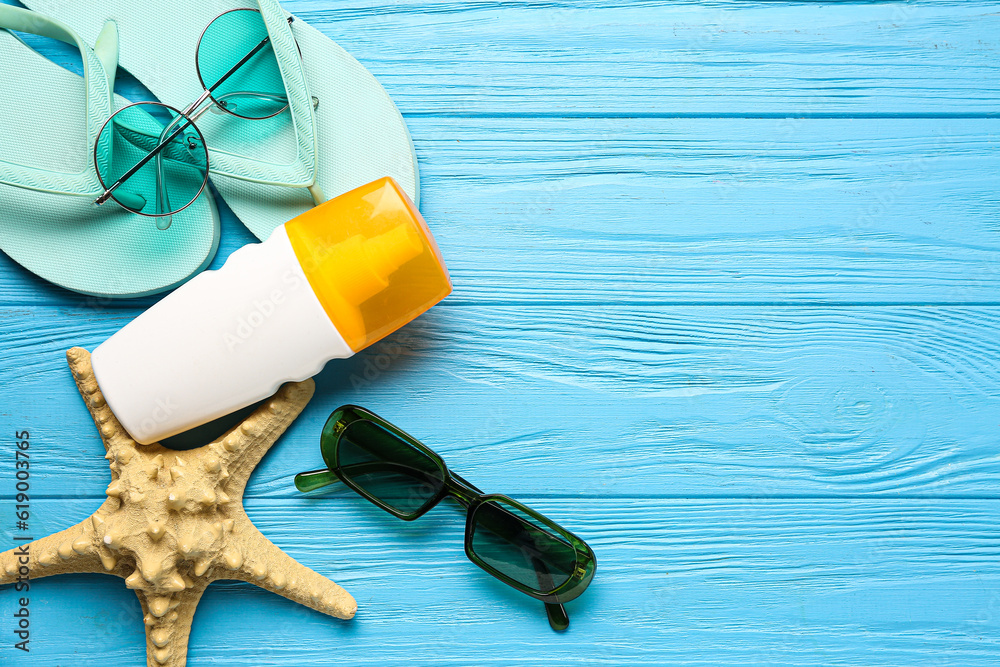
[67,347,140,455]
[137,580,209,667]
[215,517,356,620]
[0,512,118,585]
[6,347,347,667]
[208,380,315,495]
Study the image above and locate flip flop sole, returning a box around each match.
[0,28,220,298]
[23,0,420,241]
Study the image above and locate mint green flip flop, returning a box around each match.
[23,0,420,242]
[0,5,220,298]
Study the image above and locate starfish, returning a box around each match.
[0,348,356,666]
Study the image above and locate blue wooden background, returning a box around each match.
[2,1,1000,664]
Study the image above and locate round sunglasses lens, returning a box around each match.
[94,103,208,220]
[196,8,289,119]
[470,499,577,594]
[336,420,446,517]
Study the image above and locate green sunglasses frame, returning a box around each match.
[295,405,597,631]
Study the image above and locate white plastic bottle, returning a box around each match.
[91,177,452,444]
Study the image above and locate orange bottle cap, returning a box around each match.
[285,178,452,352]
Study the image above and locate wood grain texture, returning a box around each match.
[2,305,998,499]
[1,117,999,306]
[1,497,999,665]
[14,1,1000,118]
[0,0,998,664]
[294,0,1000,117]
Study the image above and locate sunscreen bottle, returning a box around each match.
[91,177,452,444]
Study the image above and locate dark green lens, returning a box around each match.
[470,499,577,594]
[336,420,445,517]
[196,8,288,119]
[94,102,208,222]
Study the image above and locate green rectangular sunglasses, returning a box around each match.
[295,405,597,631]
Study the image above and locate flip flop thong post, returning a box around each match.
[23,0,420,242]
[0,4,220,298]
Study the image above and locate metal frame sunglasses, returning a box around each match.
[92,8,319,228]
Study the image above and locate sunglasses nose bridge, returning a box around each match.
[444,472,483,508]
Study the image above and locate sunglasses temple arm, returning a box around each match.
[151,97,222,224]
[449,471,485,496]
[294,467,340,492]
[96,27,276,206]
[545,602,569,632]
[95,118,193,205]
[530,554,570,631]
[470,494,572,631]
[300,459,572,629]
[204,14,295,98]
[153,117,183,225]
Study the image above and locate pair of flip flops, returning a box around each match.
[0,0,418,297]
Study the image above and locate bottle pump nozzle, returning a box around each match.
[328,224,424,307]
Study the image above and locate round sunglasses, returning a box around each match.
[92,8,316,228]
[295,405,598,631]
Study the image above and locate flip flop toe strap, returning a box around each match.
[205,0,318,191]
[0,5,114,197]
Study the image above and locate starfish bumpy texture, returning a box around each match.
[0,348,356,666]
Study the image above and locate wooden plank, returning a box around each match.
[415,117,1000,305]
[289,0,1000,117]
[1,117,999,307]
[1,1,996,665]
[3,305,998,498]
[16,1,999,117]
[1,497,997,664]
